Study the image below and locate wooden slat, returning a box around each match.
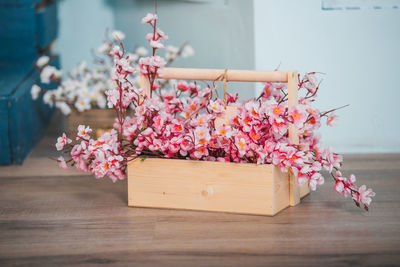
[287,71,301,206]
[158,68,289,83]
[139,74,151,98]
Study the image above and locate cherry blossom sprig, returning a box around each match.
[106,40,142,137]
[56,126,125,181]
[139,13,167,98]
[54,12,375,211]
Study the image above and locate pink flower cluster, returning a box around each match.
[56,126,125,182]
[55,12,375,211]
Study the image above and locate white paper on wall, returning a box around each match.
[322,0,400,10]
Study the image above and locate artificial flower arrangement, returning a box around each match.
[54,12,375,213]
[31,29,194,115]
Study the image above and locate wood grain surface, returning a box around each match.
[128,158,293,216]
[0,154,399,266]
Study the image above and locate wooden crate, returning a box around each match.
[0,0,58,62]
[0,56,59,165]
[128,158,309,216]
[127,67,310,216]
[0,0,59,165]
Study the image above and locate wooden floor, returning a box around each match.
[0,133,399,266]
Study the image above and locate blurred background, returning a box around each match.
[59,0,400,154]
[1,0,399,165]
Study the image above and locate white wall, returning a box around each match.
[57,0,255,99]
[57,0,114,71]
[109,0,255,99]
[57,0,400,153]
[254,0,400,153]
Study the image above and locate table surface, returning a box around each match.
[0,136,399,267]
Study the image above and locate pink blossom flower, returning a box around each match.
[187,99,199,112]
[77,125,92,139]
[56,133,72,151]
[301,73,319,94]
[111,45,122,57]
[263,82,275,98]
[191,114,211,127]
[139,56,166,75]
[269,104,286,117]
[327,113,338,126]
[156,28,168,40]
[249,127,261,142]
[208,99,224,113]
[193,147,208,159]
[216,125,233,138]
[167,137,181,155]
[289,105,307,128]
[245,102,260,119]
[198,87,212,98]
[270,117,288,136]
[141,13,158,24]
[226,93,238,103]
[324,147,342,172]
[141,128,153,137]
[356,185,376,205]
[171,120,185,134]
[235,136,247,157]
[334,180,345,195]
[150,40,165,49]
[176,81,189,92]
[180,138,194,154]
[309,172,324,190]
[57,156,68,170]
[194,126,211,147]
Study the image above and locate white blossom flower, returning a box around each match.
[96,95,107,109]
[77,86,90,99]
[43,91,54,106]
[182,44,194,58]
[165,45,179,61]
[40,66,56,84]
[126,53,138,63]
[97,42,109,54]
[71,61,87,77]
[31,84,41,100]
[135,47,148,57]
[111,30,125,41]
[56,102,71,115]
[36,55,49,67]
[74,97,91,112]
